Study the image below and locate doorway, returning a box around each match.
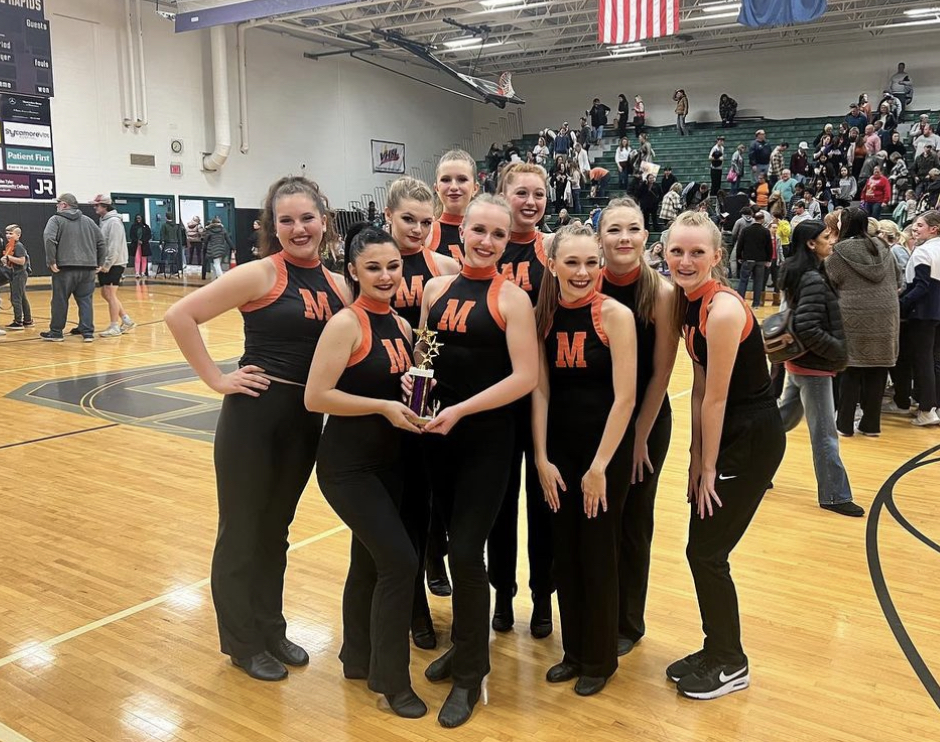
[111,193,176,271]
[178,196,236,271]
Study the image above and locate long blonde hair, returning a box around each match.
[667,210,728,336]
[535,224,597,338]
[435,149,477,218]
[387,175,434,212]
[598,197,661,324]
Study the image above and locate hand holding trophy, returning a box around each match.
[408,327,443,427]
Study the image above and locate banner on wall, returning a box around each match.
[371,140,405,175]
[0,0,54,97]
[0,91,55,199]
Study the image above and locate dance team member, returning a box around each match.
[416,194,538,727]
[664,211,786,700]
[532,225,637,696]
[596,198,678,656]
[305,225,428,719]
[165,176,349,681]
[385,176,459,650]
[428,149,477,261]
[491,162,555,637]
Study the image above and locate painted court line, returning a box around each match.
[0,722,35,742]
[0,523,348,670]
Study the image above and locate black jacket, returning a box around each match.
[738,223,772,262]
[588,103,610,127]
[788,267,848,372]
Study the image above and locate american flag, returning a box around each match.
[598,0,680,44]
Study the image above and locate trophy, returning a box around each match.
[408,327,443,427]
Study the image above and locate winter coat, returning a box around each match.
[674,93,688,116]
[130,222,153,256]
[43,208,106,269]
[160,220,186,246]
[204,223,234,261]
[826,237,900,367]
[186,218,204,243]
[99,210,129,270]
[738,223,772,262]
[789,151,811,178]
[749,139,772,166]
[787,266,848,373]
[900,237,940,321]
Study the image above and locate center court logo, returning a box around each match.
[2,121,52,148]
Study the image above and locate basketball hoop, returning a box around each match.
[497,72,516,99]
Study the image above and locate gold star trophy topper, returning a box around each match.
[408,328,443,425]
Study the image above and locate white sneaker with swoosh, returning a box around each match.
[677,659,750,700]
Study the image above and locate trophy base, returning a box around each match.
[414,415,434,429]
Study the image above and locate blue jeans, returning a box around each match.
[736,260,767,306]
[676,114,687,136]
[594,125,605,142]
[778,373,853,505]
[863,202,883,218]
[571,188,581,213]
[618,168,631,191]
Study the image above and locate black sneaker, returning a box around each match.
[40,331,65,342]
[677,658,749,700]
[82,334,95,343]
[5,322,24,331]
[69,328,83,336]
[820,502,865,517]
[23,320,34,327]
[666,649,708,683]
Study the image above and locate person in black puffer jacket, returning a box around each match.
[204,218,234,280]
[777,220,864,517]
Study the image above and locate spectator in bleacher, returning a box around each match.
[908,114,929,142]
[525,151,537,165]
[858,151,887,183]
[845,103,868,131]
[533,136,550,167]
[912,144,940,196]
[661,165,678,194]
[772,169,797,203]
[736,211,773,307]
[848,128,866,179]
[858,93,872,121]
[506,142,521,162]
[813,124,833,150]
[555,209,572,229]
[833,166,857,208]
[573,141,591,174]
[828,207,900,437]
[719,93,738,128]
[673,88,689,136]
[828,135,847,172]
[553,123,573,157]
[874,103,898,139]
[878,220,910,279]
[632,95,646,136]
[616,93,629,138]
[789,142,811,184]
[637,174,662,231]
[587,98,611,142]
[708,136,725,196]
[578,117,593,148]
[888,62,914,108]
[879,91,903,123]
[862,125,880,157]
[569,163,584,214]
[729,143,746,194]
[804,189,824,220]
[914,124,940,159]
[791,200,811,228]
[884,130,906,159]
[615,137,636,192]
[749,129,772,179]
[552,164,571,214]
[750,172,771,211]
[486,143,503,173]
[788,183,806,215]
[659,182,683,227]
[887,153,910,203]
[815,152,837,187]
[871,120,888,151]
[638,132,655,164]
[590,166,611,199]
[918,168,940,211]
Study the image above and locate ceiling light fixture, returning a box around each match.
[480,0,521,6]
[880,15,940,28]
[700,10,740,20]
[904,6,940,15]
[480,1,552,13]
[701,2,741,12]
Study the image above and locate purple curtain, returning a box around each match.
[737,0,828,28]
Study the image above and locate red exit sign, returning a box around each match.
[170,162,182,176]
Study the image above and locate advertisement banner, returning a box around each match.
[0,170,31,198]
[1,93,50,124]
[4,145,52,172]
[371,139,405,175]
[2,119,51,147]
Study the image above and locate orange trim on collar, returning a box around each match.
[281,251,321,268]
[510,230,538,244]
[354,294,392,315]
[603,264,641,287]
[439,212,464,226]
[686,278,719,302]
[559,289,597,309]
[461,264,498,280]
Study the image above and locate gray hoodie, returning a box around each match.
[99,209,128,270]
[43,207,106,270]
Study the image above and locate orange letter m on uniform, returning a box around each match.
[437,299,475,333]
[556,331,587,368]
[298,289,333,321]
[382,339,411,374]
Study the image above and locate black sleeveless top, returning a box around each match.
[498,230,547,307]
[682,279,773,409]
[239,252,347,384]
[394,247,440,327]
[426,264,512,409]
[599,265,671,422]
[545,291,615,437]
[428,213,464,261]
[319,295,413,474]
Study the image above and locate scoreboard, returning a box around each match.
[0,0,54,98]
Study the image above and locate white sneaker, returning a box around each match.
[882,400,912,415]
[121,318,136,332]
[99,325,123,338]
[0,328,6,336]
[911,410,940,427]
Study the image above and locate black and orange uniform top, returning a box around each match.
[318,295,414,475]
[498,230,547,306]
[682,279,773,409]
[598,265,671,423]
[543,289,632,679]
[425,263,512,412]
[428,212,464,262]
[393,246,441,328]
[238,251,347,384]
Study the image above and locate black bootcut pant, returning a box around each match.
[895,319,940,411]
[397,434,434,628]
[687,402,785,666]
[488,398,554,600]
[837,366,889,435]
[425,410,515,688]
[211,383,322,660]
[619,412,673,642]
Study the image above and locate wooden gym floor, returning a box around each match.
[0,280,937,742]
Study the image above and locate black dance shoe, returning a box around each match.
[266,638,309,666]
[530,593,553,638]
[412,617,438,650]
[383,688,428,719]
[425,646,454,682]
[617,635,639,657]
[231,651,288,681]
[438,684,482,728]
[574,675,608,696]
[491,590,514,632]
[426,557,452,597]
[342,665,368,680]
[546,662,579,683]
